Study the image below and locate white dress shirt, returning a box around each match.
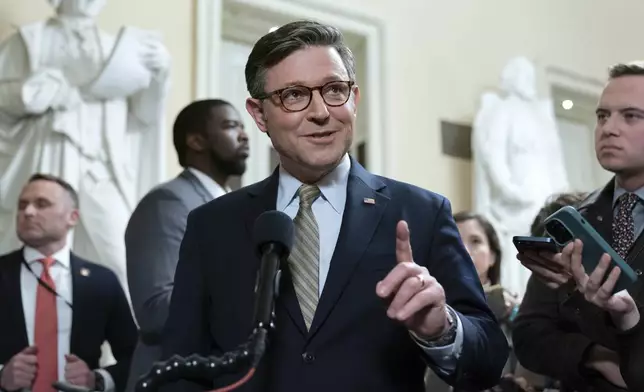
[276,154,463,374]
[0,245,115,392]
[188,167,230,200]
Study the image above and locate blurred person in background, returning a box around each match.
[125,99,249,391]
[0,174,136,392]
[427,211,539,392]
[513,192,620,392]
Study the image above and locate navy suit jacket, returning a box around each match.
[162,159,508,392]
[0,250,138,392]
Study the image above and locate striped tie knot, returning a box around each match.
[298,184,321,208]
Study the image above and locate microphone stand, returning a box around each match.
[51,322,273,392]
[131,247,284,392]
[134,324,273,392]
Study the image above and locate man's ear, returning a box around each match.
[352,85,361,117]
[246,98,269,134]
[68,208,80,228]
[186,133,206,152]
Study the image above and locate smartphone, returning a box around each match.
[544,205,638,294]
[513,236,559,254]
[484,284,507,320]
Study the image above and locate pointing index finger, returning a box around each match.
[396,220,413,263]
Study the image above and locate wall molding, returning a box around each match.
[195,0,390,176]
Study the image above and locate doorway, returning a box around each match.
[551,85,611,192]
[196,0,387,187]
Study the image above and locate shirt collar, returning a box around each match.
[613,183,644,207]
[277,154,351,213]
[188,167,230,200]
[23,243,71,269]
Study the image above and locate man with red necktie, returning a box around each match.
[0,174,137,392]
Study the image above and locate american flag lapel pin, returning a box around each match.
[363,197,375,205]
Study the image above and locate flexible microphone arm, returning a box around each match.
[51,324,273,392]
[134,324,272,392]
[131,245,284,392]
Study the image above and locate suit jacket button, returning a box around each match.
[302,352,315,363]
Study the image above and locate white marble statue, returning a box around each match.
[472,56,569,298]
[0,0,171,296]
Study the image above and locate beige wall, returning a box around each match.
[3,0,644,212]
[295,0,644,212]
[0,0,194,179]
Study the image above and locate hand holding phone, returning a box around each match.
[513,236,571,289]
[567,239,639,327]
[545,206,638,295]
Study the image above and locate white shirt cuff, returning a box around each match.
[409,306,464,375]
[95,368,115,392]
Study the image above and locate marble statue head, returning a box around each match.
[48,0,107,17]
[499,56,537,100]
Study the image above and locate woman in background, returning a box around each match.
[454,212,529,392]
[453,212,520,328]
[426,211,529,392]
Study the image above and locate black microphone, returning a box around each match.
[133,211,294,392]
[252,210,294,329]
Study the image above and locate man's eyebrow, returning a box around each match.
[596,106,644,115]
[620,106,644,113]
[280,75,347,88]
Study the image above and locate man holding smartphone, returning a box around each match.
[513,61,644,392]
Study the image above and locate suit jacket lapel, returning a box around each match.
[69,255,92,354]
[0,252,29,349]
[582,179,615,243]
[581,178,644,262]
[180,169,213,204]
[244,167,280,238]
[245,162,389,338]
[308,160,389,339]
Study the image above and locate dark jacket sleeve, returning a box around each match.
[125,189,190,341]
[103,270,138,392]
[513,275,594,390]
[161,209,215,391]
[423,197,509,390]
[616,308,644,391]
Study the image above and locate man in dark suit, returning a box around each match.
[124,99,249,391]
[514,61,644,391]
[0,174,137,392]
[161,20,508,392]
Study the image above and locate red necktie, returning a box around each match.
[33,256,58,392]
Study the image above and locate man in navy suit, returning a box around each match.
[162,20,509,392]
[0,174,137,392]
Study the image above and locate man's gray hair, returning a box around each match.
[245,20,356,98]
[609,61,644,79]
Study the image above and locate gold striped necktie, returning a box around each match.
[289,184,321,330]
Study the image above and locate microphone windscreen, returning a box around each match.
[252,210,295,257]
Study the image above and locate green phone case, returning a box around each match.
[544,205,638,294]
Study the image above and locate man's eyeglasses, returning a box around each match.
[257,81,355,112]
